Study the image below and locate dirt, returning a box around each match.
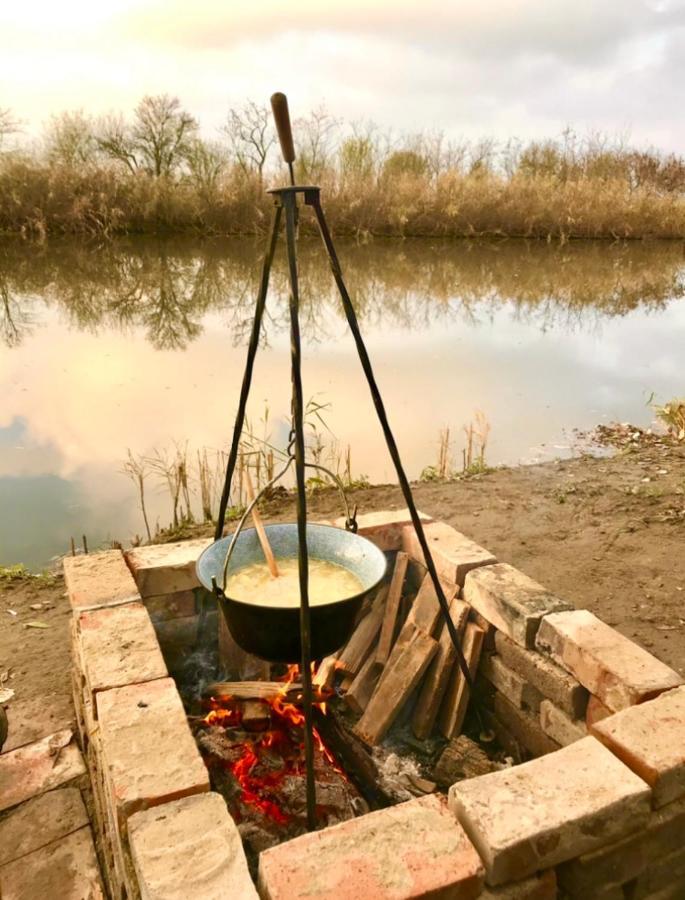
[2,433,684,755]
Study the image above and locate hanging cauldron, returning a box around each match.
[197,522,386,663]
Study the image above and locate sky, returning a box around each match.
[1,0,685,151]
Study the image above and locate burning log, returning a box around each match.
[241,700,271,732]
[203,681,304,701]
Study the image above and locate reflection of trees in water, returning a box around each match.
[0,235,683,348]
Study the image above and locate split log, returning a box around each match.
[375,552,409,665]
[313,655,339,690]
[437,622,485,739]
[433,734,497,788]
[344,652,382,714]
[354,628,438,746]
[394,573,459,652]
[411,598,470,740]
[241,700,271,732]
[336,586,387,676]
[204,681,303,701]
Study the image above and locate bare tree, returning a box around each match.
[97,95,198,177]
[133,94,197,177]
[0,107,20,150]
[223,101,275,184]
[184,138,227,197]
[44,110,98,167]
[294,104,339,182]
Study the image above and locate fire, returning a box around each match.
[200,662,344,825]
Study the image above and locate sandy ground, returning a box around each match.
[1,433,683,752]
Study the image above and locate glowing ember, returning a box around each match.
[199,664,344,825]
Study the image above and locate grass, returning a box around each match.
[653,399,685,441]
[420,413,494,483]
[0,564,56,584]
[2,112,685,239]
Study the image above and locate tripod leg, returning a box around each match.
[214,204,282,541]
[284,195,317,831]
[311,199,476,694]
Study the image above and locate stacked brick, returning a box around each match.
[65,548,257,900]
[61,521,685,900]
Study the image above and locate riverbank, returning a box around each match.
[2,432,684,752]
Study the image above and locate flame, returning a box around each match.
[199,663,344,824]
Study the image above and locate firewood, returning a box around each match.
[433,734,497,788]
[336,586,387,676]
[374,552,409,665]
[344,651,382,714]
[313,654,339,690]
[411,598,470,740]
[339,673,354,692]
[437,622,485,739]
[204,681,303,701]
[354,628,438,746]
[394,573,459,652]
[241,700,271,732]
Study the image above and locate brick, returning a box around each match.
[557,793,685,894]
[536,610,683,711]
[0,825,104,900]
[494,631,588,719]
[333,508,433,551]
[401,521,496,587]
[0,788,88,866]
[464,564,572,648]
[479,869,556,899]
[129,793,257,900]
[144,589,198,622]
[96,678,209,827]
[539,700,586,746]
[632,843,685,899]
[449,736,652,886]
[76,602,167,712]
[126,538,211,597]
[258,794,484,900]
[0,730,86,813]
[492,694,560,758]
[479,654,543,714]
[0,692,74,754]
[586,694,613,727]
[590,686,685,807]
[63,549,141,612]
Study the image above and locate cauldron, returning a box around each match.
[196,523,387,663]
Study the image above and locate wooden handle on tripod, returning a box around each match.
[270,92,296,165]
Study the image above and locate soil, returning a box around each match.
[2,431,684,755]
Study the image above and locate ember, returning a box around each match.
[194,665,365,855]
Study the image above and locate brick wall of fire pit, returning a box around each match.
[64,513,685,900]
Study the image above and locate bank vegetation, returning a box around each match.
[2,96,685,240]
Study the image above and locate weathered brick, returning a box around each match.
[126,538,211,597]
[143,589,198,622]
[63,549,141,612]
[464,564,572,648]
[258,794,484,900]
[492,694,560,758]
[479,654,543,714]
[0,730,86,813]
[590,686,685,808]
[632,843,685,899]
[76,602,167,712]
[401,521,496,587]
[96,678,209,827]
[0,788,88,866]
[0,825,104,899]
[333,508,433,551]
[449,736,652,886]
[536,610,683,711]
[557,793,685,894]
[586,694,613,727]
[494,631,588,719]
[479,869,557,899]
[129,793,257,900]
[539,700,586,746]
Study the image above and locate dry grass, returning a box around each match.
[2,125,685,239]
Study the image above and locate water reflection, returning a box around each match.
[1,237,683,350]
[1,236,684,568]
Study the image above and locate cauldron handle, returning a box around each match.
[303,462,358,533]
